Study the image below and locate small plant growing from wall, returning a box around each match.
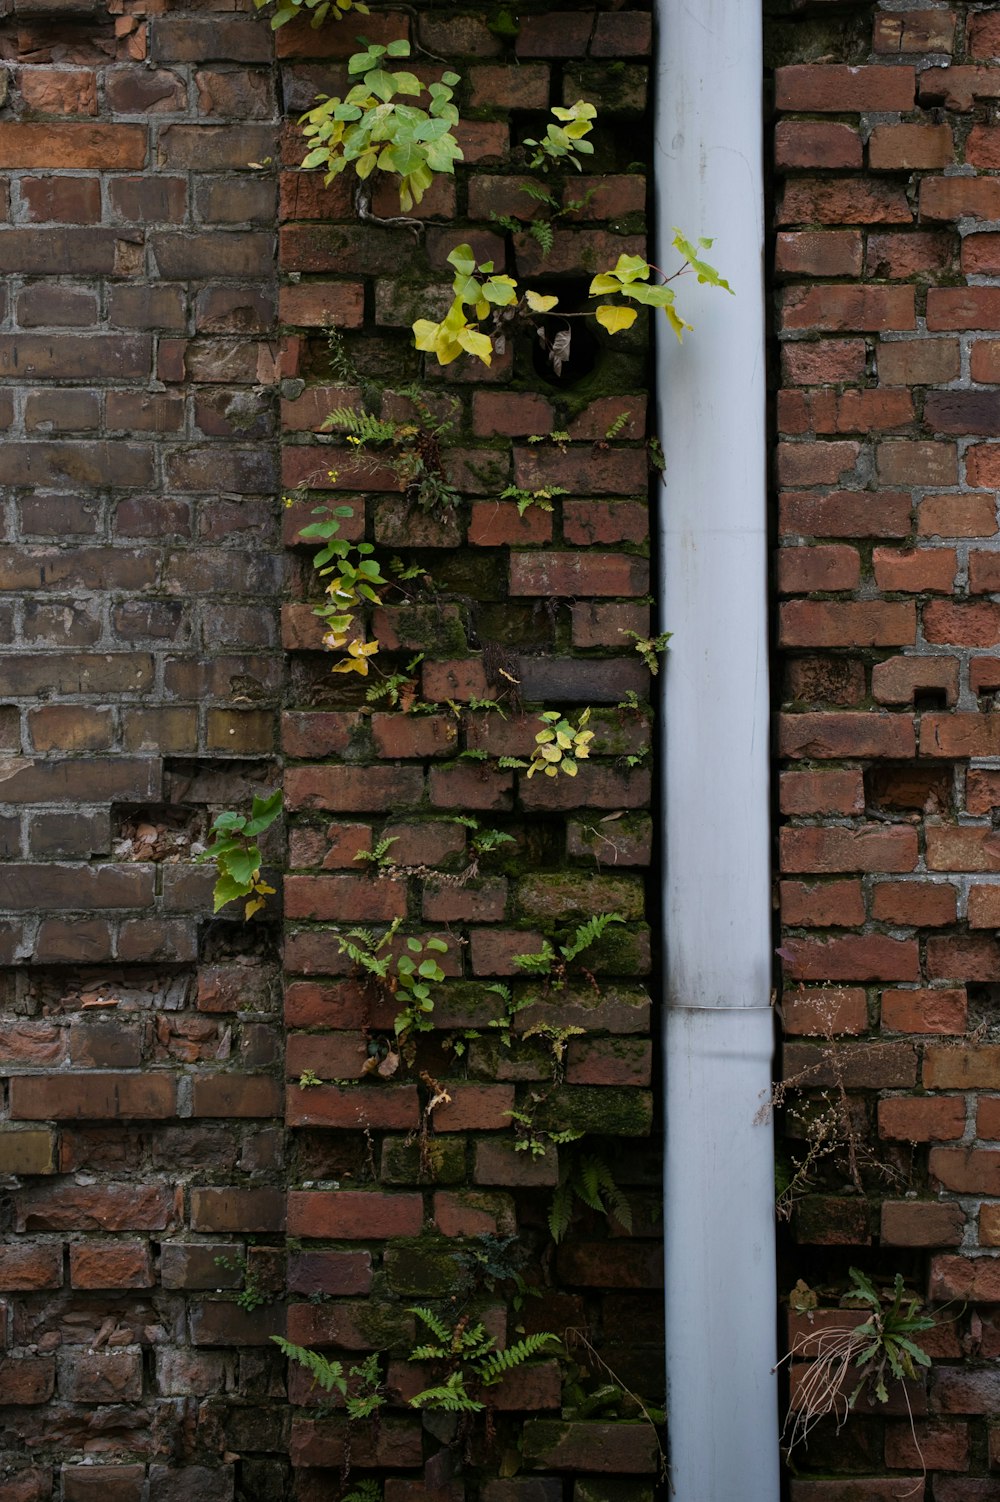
[198,790,282,918]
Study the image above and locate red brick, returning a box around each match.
[780,879,864,927]
[872,547,955,593]
[782,340,867,386]
[925,1045,1000,1090]
[878,1095,965,1142]
[979,1207,1000,1247]
[774,549,852,594]
[69,1241,153,1289]
[928,287,1000,331]
[882,1201,964,1247]
[10,1074,175,1121]
[922,712,1000,758]
[432,1085,515,1132]
[780,825,917,875]
[775,65,915,112]
[782,987,868,1036]
[0,1243,63,1290]
[774,231,861,278]
[931,1148,1000,1195]
[0,123,146,169]
[872,654,959,707]
[286,766,424,812]
[779,489,912,539]
[968,886,1000,929]
[781,285,915,334]
[967,769,1000,814]
[874,12,957,54]
[878,440,957,486]
[779,601,915,648]
[921,175,1000,221]
[780,712,915,760]
[881,985,966,1032]
[919,494,997,538]
[781,935,919,983]
[930,1256,1000,1302]
[777,441,862,488]
[979,1099,1000,1139]
[779,771,864,816]
[15,1183,177,1233]
[774,121,861,170]
[926,600,1000,647]
[191,1075,282,1119]
[287,1084,418,1131]
[927,935,1000,981]
[870,123,953,170]
[509,552,648,598]
[779,178,912,226]
[287,1191,423,1240]
[878,338,959,386]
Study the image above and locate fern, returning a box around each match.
[409,1372,483,1412]
[322,407,398,445]
[548,1150,633,1243]
[548,1180,574,1243]
[519,182,559,210]
[408,1305,452,1346]
[341,1483,381,1502]
[272,1337,346,1395]
[560,911,625,965]
[529,220,555,256]
[477,1333,560,1385]
[513,939,556,975]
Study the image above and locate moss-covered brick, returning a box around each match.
[380,1135,468,1185]
[514,872,645,923]
[521,1420,660,1473]
[534,1086,653,1138]
[384,1237,462,1296]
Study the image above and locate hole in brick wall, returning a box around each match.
[15,967,194,1016]
[200,923,282,963]
[865,763,952,815]
[163,759,281,808]
[530,279,600,387]
[913,689,949,712]
[294,1130,375,1183]
[965,986,1000,1037]
[112,805,205,862]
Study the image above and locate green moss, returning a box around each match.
[356,1298,418,1354]
[380,1136,467,1185]
[384,1236,462,1296]
[514,872,645,923]
[536,1086,653,1138]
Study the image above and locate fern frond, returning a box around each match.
[409,1372,484,1412]
[519,182,559,209]
[271,1337,346,1395]
[478,1333,560,1386]
[408,1306,452,1346]
[513,940,556,975]
[560,911,625,964]
[529,220,555,256]
[341,1482,382,1502]
[322,407,398,445]
[548,1180,573,1244]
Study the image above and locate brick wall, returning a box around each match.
[775,1,1000,1494]
[0,2,662,1500]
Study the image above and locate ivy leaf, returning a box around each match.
[525,290,559,313]
[594,303,637,334]
[447,244,477,277]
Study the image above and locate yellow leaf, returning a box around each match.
[245,896,266,920]
[595,304,638,334]
[525,290,559,313]
[458,327,494,365]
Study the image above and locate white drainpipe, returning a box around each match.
[653,2,779,1499]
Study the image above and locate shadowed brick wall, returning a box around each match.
[774,0,1000,1494]
[0,2,662,1501]
[0,2,288,1498]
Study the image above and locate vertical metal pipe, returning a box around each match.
[653,1,780,1497]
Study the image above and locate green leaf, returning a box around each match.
[213,872,248,913]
